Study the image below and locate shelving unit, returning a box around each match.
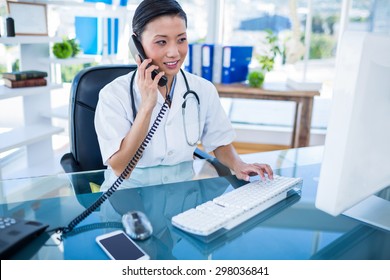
[0,36,64,176]
[0,1,132,179]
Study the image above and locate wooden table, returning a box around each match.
[215,82,320,148]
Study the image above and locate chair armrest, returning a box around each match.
[194,147,213,160]
[60,153,82,173]
[194,148,232,177]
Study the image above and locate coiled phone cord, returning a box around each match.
[58,97,171,236]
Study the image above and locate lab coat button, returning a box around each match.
[168,151,173,156]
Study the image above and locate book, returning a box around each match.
[2,70,48,81]
[3,78,47,88]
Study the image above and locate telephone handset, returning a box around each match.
[129,34,168,87]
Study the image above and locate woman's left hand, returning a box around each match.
[233,162,274,182]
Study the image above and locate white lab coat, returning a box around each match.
[94,69,235,167]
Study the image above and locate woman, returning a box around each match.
[95,0,273,181]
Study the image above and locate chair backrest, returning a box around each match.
[68,64,137,171]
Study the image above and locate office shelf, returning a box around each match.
[49,55,100,65]
[0,124,64,154]
[0,84,62,100]
[49,56,101,84]
[41,105,68,120]
[0,36,61,45]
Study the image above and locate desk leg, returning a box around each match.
[291,102,300,148]
[295,97,314,148]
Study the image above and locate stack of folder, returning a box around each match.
[185,43,253,84]
[2,70,48,88]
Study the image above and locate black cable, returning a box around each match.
[62,222,123,237]
[56,98,171,236]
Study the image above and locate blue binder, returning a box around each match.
[84,0,127,5]
[221,46,253,84]
[75,17,103,55]
[107,18,119,55]
[184,44,193,73]
[201,44,214,81]
[77,1,124,55]
[75,17,119,55]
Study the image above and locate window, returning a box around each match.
[219,0,344,135]
[347,0,390,33]
[181,0,209,43]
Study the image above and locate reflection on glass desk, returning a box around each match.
[1,147,389,260]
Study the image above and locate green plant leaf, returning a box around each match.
[247,71,265,88]
[67,38,82,57]
[52,40,73,59]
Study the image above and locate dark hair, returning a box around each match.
[132,0,187,39]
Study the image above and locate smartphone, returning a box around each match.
[129,34,168,87]
[96,230,150,260]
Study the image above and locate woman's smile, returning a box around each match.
[164,60,180,70]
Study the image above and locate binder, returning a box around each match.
[191,43,202,77]
[75,17,103,55]
[187,44,253,84]
[84,0,127,5]
[75,16,119,55]
[212,44,223,84]
[184,44,193,73]
[201,44,214,81]
[107,18,119,55]
[221,46,253,84]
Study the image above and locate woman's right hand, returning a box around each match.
[136,56,165,112]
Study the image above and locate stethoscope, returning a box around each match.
[130,68,201,146]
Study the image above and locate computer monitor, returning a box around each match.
[315,31,390,231]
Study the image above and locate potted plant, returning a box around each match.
[52,37,82,59]
[248,29,281,88]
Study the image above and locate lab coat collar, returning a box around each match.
[132,70,187,120]
[166,72,188,122]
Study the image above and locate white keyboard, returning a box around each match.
[172,175,302,237]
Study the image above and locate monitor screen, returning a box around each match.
[315,31,390,231]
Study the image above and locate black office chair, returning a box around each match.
[61,64,231,194]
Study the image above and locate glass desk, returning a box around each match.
[1,146,389,260]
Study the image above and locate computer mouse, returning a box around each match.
[122,211,153,240]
